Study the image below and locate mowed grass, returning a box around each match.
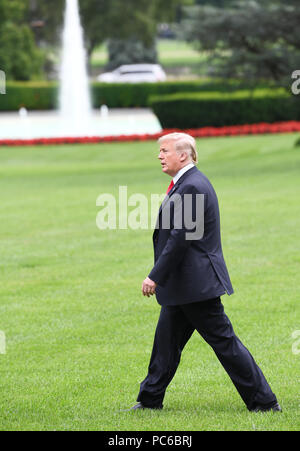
[91,39,202,68]
[0,133,299,431]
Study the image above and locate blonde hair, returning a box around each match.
[158,132,198,164]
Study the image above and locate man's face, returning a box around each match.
[158,140,183,177]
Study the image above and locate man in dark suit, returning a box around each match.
[132,132,281,412]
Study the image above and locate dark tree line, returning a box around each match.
[28,0,185,72]
[1,0,299,83]
[1,0,185,79]
[182,0,300,84]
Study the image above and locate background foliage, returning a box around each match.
[0,79,276,111]
[0,0,43,80]
[182,0,300,85]
[1,0,298,84]
[149,89,300,128]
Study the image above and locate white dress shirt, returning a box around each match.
[172,163,194,185]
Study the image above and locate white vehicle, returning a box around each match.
[97,64,167,83]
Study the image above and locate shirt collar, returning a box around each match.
[173,163,194,185]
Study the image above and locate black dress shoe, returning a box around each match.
[251,402,282,413]
[131,402,146,410]
[127,402,163,411]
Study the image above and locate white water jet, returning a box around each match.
[59,0,92,132]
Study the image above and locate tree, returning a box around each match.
[28,0,186,68]
[0,0,43,80]
[194,0,234,5]
[93,0,163,70]
[182,0,300,84]
[105,38,158,71]
[80,0,184,58]
[27,0,65,47]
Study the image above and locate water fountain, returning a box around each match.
[0,0,161,141]
[59,0,92,132]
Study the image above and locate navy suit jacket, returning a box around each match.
[148,166,233,306]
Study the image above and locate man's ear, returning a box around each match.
[180,152,188,162]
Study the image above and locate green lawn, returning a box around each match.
[155,39,205,67]
[91,39,203,69]
[0,133,299,431]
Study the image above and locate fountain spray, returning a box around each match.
[59,0,92,132]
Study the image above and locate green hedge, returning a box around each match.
[90,80,269,108]
[0,79,276,111]
[149,89,299,128]
[0,82,58,111]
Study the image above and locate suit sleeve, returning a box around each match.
[148,184,205,286]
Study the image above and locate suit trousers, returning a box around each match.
[137,297,277,410]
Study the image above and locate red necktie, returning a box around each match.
[166,180,174,194]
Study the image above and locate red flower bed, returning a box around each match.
[0,121,300,146]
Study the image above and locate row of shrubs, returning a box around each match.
[0,79,275,111]
[1,81,297,128]
[149,89,300,128]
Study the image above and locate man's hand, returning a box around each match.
[142,277,157,297]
